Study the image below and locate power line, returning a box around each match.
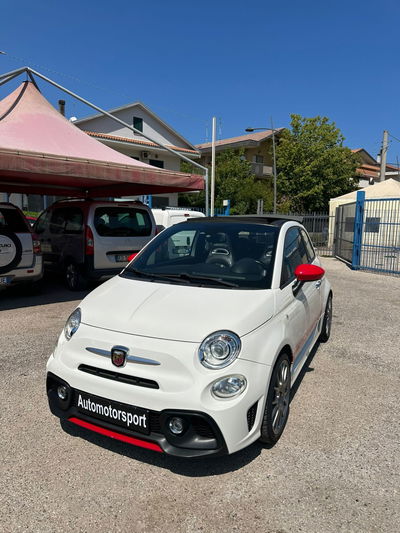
[388,131,400,144]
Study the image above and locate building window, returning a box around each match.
[149,159,164,169]
[254,155,264,164]
[133,116,143,134]
[130,156,140,161]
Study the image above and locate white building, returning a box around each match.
[74,102,201,207]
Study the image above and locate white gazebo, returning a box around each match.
[328,179,400,248]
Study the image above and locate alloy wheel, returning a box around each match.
[271,359,290,436]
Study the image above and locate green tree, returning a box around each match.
[179,150,273,214]
[276,115,359,212]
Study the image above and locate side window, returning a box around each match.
[281,227,309,287]
[64,208,83,234]
[49,208,67,235]
[34,210,50,234]
[300,229,316,263]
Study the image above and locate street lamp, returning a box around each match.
[245,120,278,214]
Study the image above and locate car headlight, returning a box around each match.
[199,330,241,369]
[64,308,81,340]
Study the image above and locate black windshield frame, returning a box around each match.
[121,221,280,290]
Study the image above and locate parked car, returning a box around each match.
[34,199,156,291]
[152,208,205,232]
[46,215,332,457]
[0,202,43,289]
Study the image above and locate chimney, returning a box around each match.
[58,100,66,116]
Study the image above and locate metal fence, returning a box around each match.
[333,192,400,275]
[359,197,400,274]
[296,212,334,256]
[333,201,356,263]
[268,212,334,256]
[178,197,400,275]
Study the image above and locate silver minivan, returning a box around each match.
[0,202,43,289]
[34,199,156,290]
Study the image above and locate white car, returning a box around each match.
[46,216,332,457]
[152,208,205,231]
[0,202,43,289]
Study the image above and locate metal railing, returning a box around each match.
[359,198,400,274]
[271,212,334,256]
[250,163,273,177]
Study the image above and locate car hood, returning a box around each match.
[80,275,274,342]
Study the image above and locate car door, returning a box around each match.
[300,227,324,317]
[275,226,322,376]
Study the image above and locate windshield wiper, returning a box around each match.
[125,268,237,287]
[124,268,190,284]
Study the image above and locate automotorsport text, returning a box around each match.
[77,392,148,432]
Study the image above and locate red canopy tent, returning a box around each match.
[0,81,204,198]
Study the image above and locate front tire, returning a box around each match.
[259,352,291,445]
[65,262,87,291]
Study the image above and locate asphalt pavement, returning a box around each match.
[0,260,399,533]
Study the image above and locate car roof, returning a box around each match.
[48,199,149,208]
[185,215,303,227]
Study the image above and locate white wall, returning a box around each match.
[76,105,193,152]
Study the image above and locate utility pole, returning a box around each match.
[210,116,216,216]
[379,130,388,182]
[270,117,277,213]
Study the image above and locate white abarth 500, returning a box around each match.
[46,216,332,457]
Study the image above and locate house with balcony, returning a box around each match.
[352,148,399,187]
[195,129,284,179]
[74,102,201,207]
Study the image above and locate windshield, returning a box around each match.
[121,221,279,289]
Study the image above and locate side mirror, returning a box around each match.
[294,264,325,282]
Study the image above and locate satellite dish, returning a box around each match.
[69,116,77,122]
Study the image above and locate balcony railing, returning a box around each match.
[250,162,273,177]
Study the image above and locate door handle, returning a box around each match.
[315,280,322,289]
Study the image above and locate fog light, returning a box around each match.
[211,375,247,399]
[57,385,68,401]
[168,417,185,435]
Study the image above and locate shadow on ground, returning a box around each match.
[0,273,90,311]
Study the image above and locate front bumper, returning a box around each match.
[47,372,228,457]
[46,324,271,457]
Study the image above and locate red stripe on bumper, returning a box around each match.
[68,417,163,453]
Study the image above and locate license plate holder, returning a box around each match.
[75,390,150,435]
[115,255,129,262]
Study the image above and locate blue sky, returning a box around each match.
[1,0,400,164]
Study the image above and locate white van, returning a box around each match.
[152,208,205,231]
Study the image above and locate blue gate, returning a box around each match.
[341,191,400,275]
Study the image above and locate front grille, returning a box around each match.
[247,402,258,431]
[78,364,159,389]
[192,417,215,439]
[149,412,162,434]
